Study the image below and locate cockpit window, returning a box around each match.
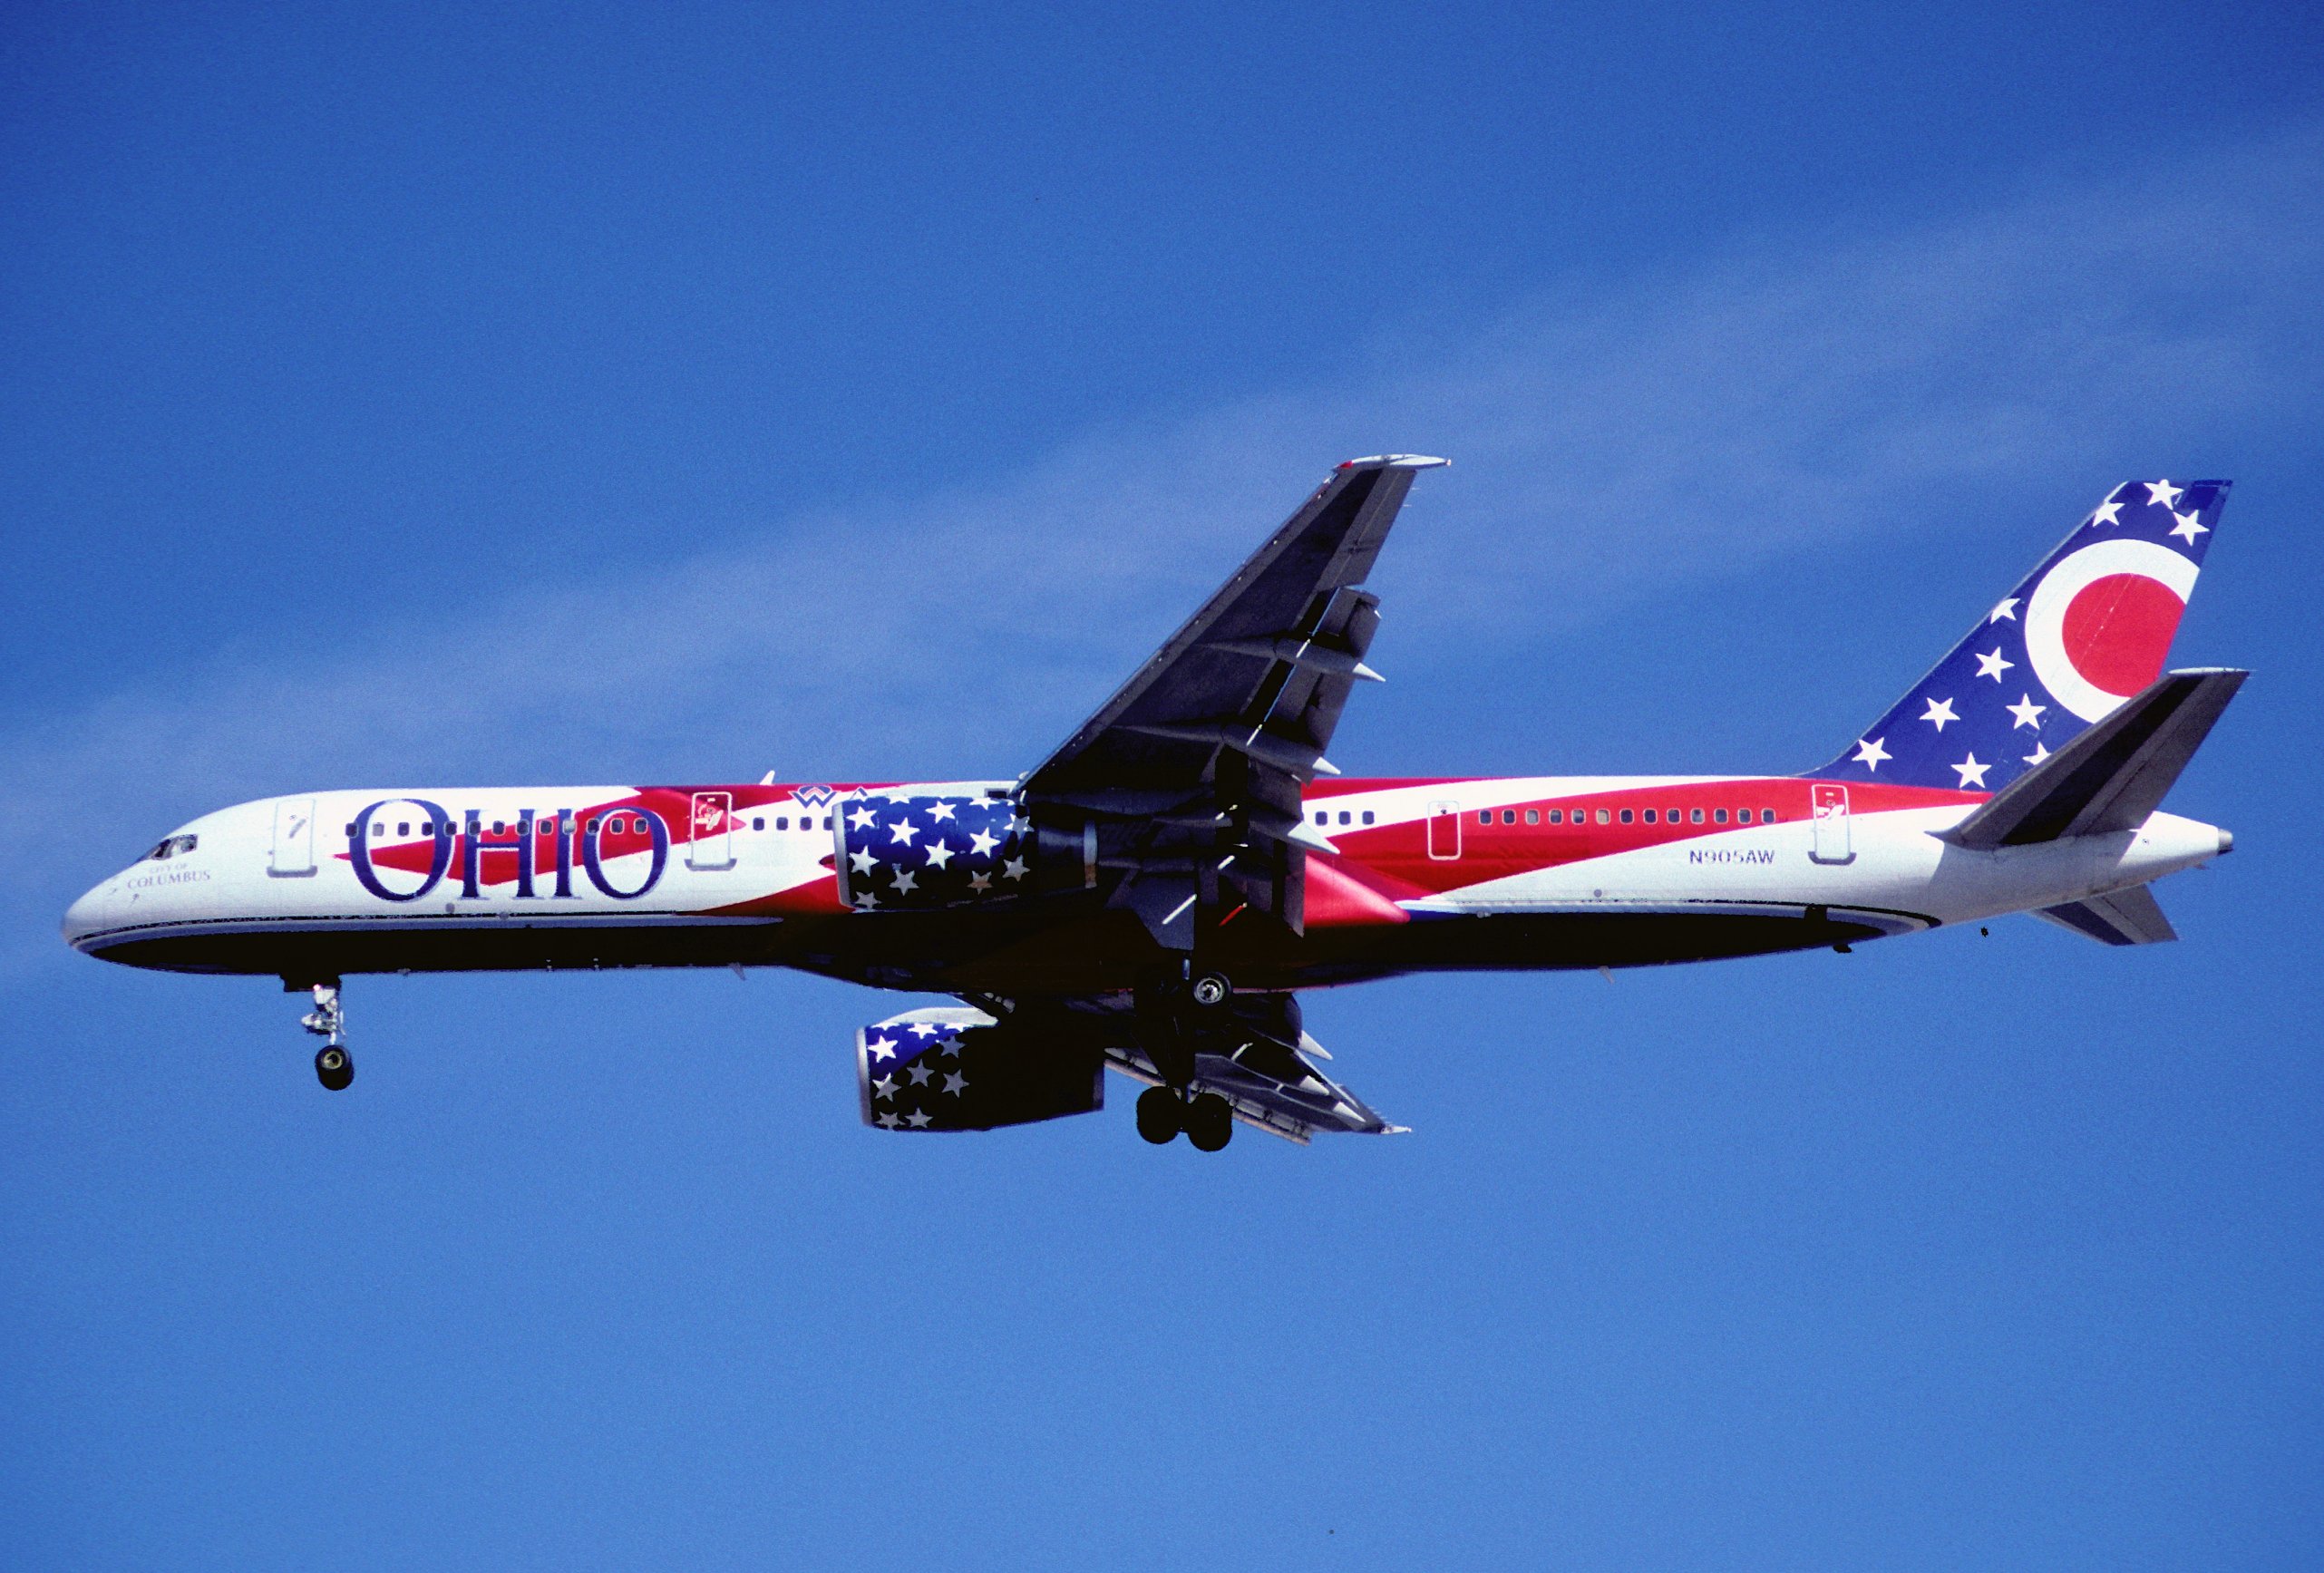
[146,834,198,860]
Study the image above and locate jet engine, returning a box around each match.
[857,1006,1105,1131]
[833,794,1090,912]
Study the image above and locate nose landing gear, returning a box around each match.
[298,982,354,1091]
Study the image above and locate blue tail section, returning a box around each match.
[1810,480,2231,793]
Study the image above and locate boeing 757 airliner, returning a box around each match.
[65,461,2241,1150]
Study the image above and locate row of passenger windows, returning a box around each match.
[347,813,836,839]
[1481,806,1775,826]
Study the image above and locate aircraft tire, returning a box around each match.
[315,1045,354,1092]
[1185,1092,1232,1152]
[1135,1086,1181,1145]
[1189,972,1232,1010]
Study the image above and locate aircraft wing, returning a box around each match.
[1017,454,1445,945]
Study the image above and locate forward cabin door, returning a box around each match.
[687,791,736,870]
[269,798,316,877]
[1426,799,1462,860]
[1810,783,1852,864]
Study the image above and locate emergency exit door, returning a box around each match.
[1810,783,1852,864]
[1426,800,1463,860]
[687,791,736,870]
[269,798,316,877]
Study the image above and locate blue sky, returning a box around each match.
[5,4,2322,1568]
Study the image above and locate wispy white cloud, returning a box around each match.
[5,127,2319,976]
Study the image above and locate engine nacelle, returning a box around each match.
[834,794,1087,912]
[857,1007,1105,1131]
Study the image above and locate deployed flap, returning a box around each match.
[2032,883,2178,947]
[1940,668,2246,849]
[1101,1031,1403,1145]
[1021,456,1444,807]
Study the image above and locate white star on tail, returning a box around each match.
[2006,693,2047,730]
[1852,736,1891,772]
[906,1112,932,1129]
[2170,509,2209,544]
[1989,597,2021,623]
[1975,647,2015,682]
[1920,697,1959,731]
[2088,500,2124,529]
[2144,480,2183,508]
[1952,753,1991,789]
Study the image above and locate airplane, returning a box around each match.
[63,459,2242,1151]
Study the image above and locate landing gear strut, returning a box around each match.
[299,982,354,1091]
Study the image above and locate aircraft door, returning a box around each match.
[270,798,316,877]
[1426,800,1462,860]
[686,791,736,871]
[1810,783,1852,864]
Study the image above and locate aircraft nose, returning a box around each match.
[62,881,116,949]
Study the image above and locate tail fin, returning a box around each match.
[1812,480,2231,793]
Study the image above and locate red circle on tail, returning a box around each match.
[2062,573,2183,698]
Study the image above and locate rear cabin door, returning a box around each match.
[1426,799,1463,860]
[1810,783,1852,864]
[687,791,736,870]
[270,798,316,877]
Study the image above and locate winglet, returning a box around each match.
[1337,454,1450,470]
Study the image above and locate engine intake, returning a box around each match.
[857,1007,1105,1131]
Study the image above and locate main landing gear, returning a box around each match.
[1135,1086,1234,1151]
[298,982,354,1091]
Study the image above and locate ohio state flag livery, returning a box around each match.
[1813,481,2228,793]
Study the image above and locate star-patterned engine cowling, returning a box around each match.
[855,1008,1106,1131]
[1813,480,2229,796]
[833,794,1077,912]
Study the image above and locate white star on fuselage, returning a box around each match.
[2006,693,2047,730]
[923,840,955,869]
[1952,753,1991,789]
[1852,736,1891,771]
[2170,509,2209,544]
[2144,480,2183,508]
[1975,647,2015,682]
[1989,597,2021,623]
[2023,741,2050,765]
[1920,697,1959,731]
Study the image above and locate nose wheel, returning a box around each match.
[298,982,354,1091]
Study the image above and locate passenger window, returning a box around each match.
[1619,809,1634,824]
[1643,809,1656,823]
[1338,811,1351,826]
[1525,809,1539,824]
[1691,808,1704,824]
[1361,811,1375,825]
[1761,809,1775,823]
[752,817,764,831]
[822,816,832,830]
[585,818,599,833]
[1502,809,1516,825]
[1714,809,1727,823]
[777,816,790,830]
[1595,808,1609,825]
[343,824,355,838]
[1478,811,1492,825]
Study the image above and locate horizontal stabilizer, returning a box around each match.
[2032,883,2177,947]
[1940,668,2246,850]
